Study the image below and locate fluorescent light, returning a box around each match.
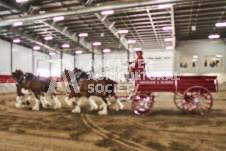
[163,26,173,30]
[44,36,53,40]
[127,40,136,44]
[208,34,220,39]
[216,55,222,58]
[93,42,101,46]
[134,48,142,51]
[166,46,174,50]
[33,46,40,50]
[193,56,198,59]
[103,49,111,53]
[191,26,196,31]
[164,38,173,41]
[75,51,83,54]
[158,4,173,9]
[13,22,23,26]
[118,29,129,34]
[215,22,226,27]
[16,0,28,3]
[53,16,64,21]
[101,10,114,15]
[13,39,21,43]
[62,44,70,48]
[79,33,88,37]
[49,52,56,56]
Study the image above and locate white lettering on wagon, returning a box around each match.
[139,81,174,85]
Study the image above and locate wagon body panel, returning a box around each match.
[177,76,218,93]
[135,75,218,93]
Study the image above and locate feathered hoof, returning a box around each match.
[90,106,98,111]
[54,104,62,110]
[72,107,81,113]
[15,103,21,109]
[120,104,124,110]
[98,110,108,115]
[32,107,39,111]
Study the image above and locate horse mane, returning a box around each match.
[73,68,89,79]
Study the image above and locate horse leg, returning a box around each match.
[65,95,74,106]
[40,94,47,108]
[42,94,51,107]
[32,93,40,111]
[15,95,23,109]
[25,94,31,105]
[98,97,108,115]
[99,102,104,110]
[116,97,124,111]
[88,96,98,111]
[53,94,61,109]
[107,97,111,106]
[72,97,82,113]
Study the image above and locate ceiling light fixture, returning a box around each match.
[93,42,101,46]
[33,46,40,50]
[103,49,111,53]
[101,10,114,15]
[208,34,220,39]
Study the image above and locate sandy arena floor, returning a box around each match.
[0,91,225,151]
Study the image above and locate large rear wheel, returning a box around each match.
[182,86,213,116]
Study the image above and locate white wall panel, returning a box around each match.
[176,40,226,73]
[34,51,50,76]
[12,44,32,73]
[0,39,11,75]
[50,54,61,77]
[62,53,74,71]
[144,51,174,73]
[75,54,92,72]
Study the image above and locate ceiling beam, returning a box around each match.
[171,6,176,48]
[95,13,133,52]
[41,21,95,53]
[8,27,56,52]
[0,0,185,27]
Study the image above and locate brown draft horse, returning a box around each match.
[12,69,32,108]
[63,68,123,115]
[18,73,61,111]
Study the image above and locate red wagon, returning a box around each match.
[129,74,218,116]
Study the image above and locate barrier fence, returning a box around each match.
[0,75,61,84]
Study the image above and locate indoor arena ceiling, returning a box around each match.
[0,0,225,55]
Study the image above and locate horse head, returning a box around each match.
[12,69,24,80]
[17,73,34,85]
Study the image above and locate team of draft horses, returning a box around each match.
[11,68,124,115]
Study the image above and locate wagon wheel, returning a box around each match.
[182,86,213,116]
[174,93,184,110]
[131,94,154,116]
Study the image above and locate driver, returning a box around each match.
[127,50,145,78]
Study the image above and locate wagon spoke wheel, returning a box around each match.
[182,86,213,116]
[174,93,185,110]
[131,94,154,116]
